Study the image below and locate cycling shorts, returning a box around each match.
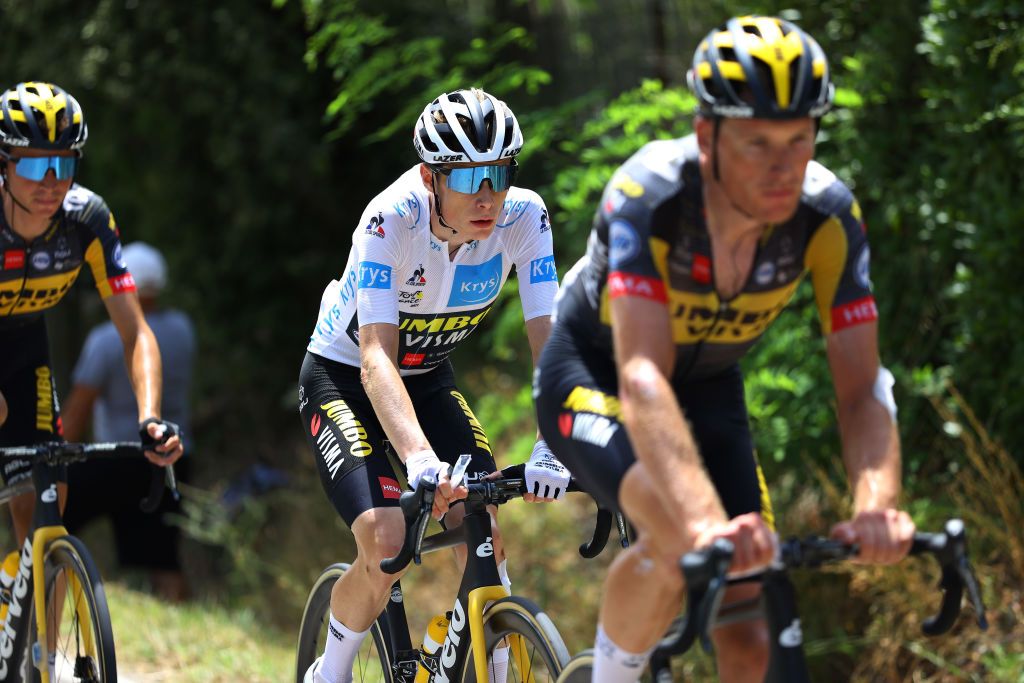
[534,326,773,525]
[0,318,66,485]
[298,352,497,527]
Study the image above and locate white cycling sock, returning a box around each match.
[488,642,510,683]
[591,624,653,683]
[319,614,368,683]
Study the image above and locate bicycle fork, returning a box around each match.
[430,508,509,683]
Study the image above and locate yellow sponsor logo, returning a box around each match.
[35,367,54,432]
[561,387,621,418]
[666,282,801,344]
[611,172,644,198]
[450,391,491,455]
[320,400,373,458]
[0,271,81,315]
[398,308,491,334]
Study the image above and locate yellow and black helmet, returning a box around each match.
[0,82,88,151]
[687,16,834,120]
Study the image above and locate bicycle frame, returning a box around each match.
[0,461,93,683]
[381,499,510,683]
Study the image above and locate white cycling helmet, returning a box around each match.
[413,88,523,164]
[123,242,168,294]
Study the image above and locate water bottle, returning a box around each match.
[0,550,19,626]
[415,612,450,683]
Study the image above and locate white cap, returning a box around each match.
[123,242,167,293]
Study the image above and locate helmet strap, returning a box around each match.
[430,173,458,235]
[0,165,33,217]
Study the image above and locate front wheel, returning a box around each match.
[464,596,569,683]
[295,563,393,683]
[30,535,117,682]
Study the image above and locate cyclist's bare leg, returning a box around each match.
[711,583,769,682]
[600,465,686,652]
[329,507,409,629]
[0,390,7,426]
[618,463,769,683]
[329,503,507,630]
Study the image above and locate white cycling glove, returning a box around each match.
[524,439,570,501]
[405,449,450,491]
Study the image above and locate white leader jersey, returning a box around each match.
[307,166,558,375]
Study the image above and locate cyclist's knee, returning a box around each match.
[615,537,684,597]
[351,508,406,574]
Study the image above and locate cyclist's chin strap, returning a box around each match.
[430,173,458,235]
[0,166,32,215]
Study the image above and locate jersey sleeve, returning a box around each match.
[504,190,558,321]
[71,188,137,299]
[353,204,408,327]
[804,184,878,335]
[600,160,669,305]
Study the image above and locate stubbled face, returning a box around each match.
[421,162,511,241]
[699,117,816,224]
[3,147,75,217]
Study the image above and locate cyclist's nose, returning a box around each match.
[474,181,496,206]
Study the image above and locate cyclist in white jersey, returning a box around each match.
[300,88,570,683]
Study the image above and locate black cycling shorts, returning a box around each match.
[0,318,66,485]
[298,352,497,527]
[534,326,773,525]
[62,456,190,571]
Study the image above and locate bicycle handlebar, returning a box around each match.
[0,441,181,512]
[663,518,988,655]
[380,463,591,575]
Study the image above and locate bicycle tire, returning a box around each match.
[295,563,393,683]
[463,596,569,683]
[29,535,117,683]
[556,650,593,683]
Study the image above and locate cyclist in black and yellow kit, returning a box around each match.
[534,17,915,683]
[0,82,182,546]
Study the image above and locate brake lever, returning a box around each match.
[412,479,437,566]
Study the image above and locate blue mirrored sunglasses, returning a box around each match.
[432,161,517,194]
[9,155,79,181]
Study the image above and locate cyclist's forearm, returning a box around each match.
[620,358,726,533]
[838,392,902,512]
[125,325,163,421]
[360,346,431,460]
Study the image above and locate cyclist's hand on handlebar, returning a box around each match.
[831,508,915,564]
[693,513,776,575]
[523,439,570,502]
[406,450,468,519]
[139,418,183,466]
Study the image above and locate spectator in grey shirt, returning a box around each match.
[62,242,195,601]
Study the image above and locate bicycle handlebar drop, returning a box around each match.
[661,519,988,656]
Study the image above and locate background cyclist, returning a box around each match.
[0,81,182,546]
[534,17,915,683]
[299,88,568,683]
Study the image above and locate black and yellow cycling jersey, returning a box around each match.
[555,134,877,382]
[1,183,136,328]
